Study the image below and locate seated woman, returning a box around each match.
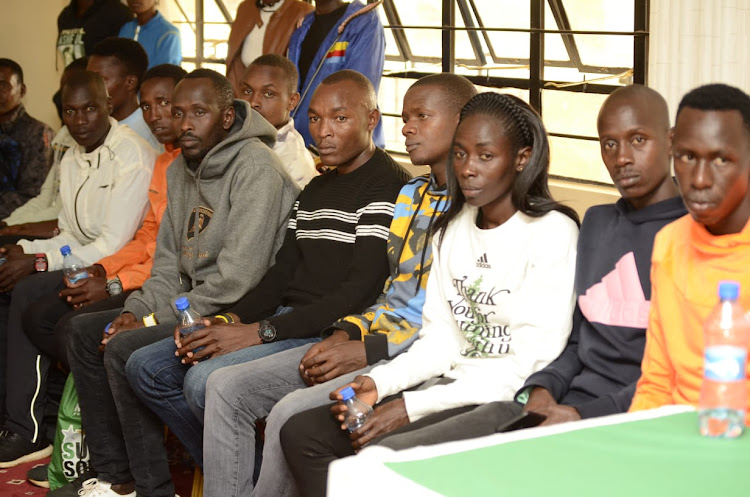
[279,92,581,497]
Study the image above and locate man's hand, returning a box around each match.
[298,330,349,385]
[329,375,379,423]
[60,276,108,309]
[0,245,34,292]
[300,332,367,386]
[101,312,141,349]
[175,320,261,364]
[533,404,581,426]
[524,387,581,426]
[0,220,59,239]
[348,398,409,451]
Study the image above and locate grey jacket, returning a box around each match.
[124,99,300,323]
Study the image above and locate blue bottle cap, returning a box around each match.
[340,386,355,401]
[175,296,190,311]
[718,281,740,301]
[60,245,71,256]
[104,322,112,335]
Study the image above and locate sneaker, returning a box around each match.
[0,431,52,468]
[26,463,49,488]
[76,478,136,496]
[46,469,98,496]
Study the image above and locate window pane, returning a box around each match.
[549,136,611,184]
[542,89,605,138]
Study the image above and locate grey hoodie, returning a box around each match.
[124,99,300,324]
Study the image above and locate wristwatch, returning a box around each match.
[34,254,48,272]
[258,320,277,343]
[106,276,123,296]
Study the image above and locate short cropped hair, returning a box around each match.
[143,64,188,86]
[90,37,149,90]
[677,83,750,133]
[183,68,235,111]
[0,58,23,84]
[410,73,477,114]
[320,69,376,110]
[66,56,90,72]
[62,70,108,102]
[249,54,299,94]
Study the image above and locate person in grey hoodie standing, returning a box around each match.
[51,69,299,497]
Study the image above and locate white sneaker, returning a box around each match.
[77,478,136,497]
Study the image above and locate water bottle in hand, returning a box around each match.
[699,281,749,438]
[60,245,88,284]
[340,386,373,432]
[176,297,206,356]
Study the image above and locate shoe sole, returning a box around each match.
[0,444,53,468]
[28,477,50,489]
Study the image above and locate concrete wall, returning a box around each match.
[0,0,70,131]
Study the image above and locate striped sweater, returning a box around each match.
[229,147,412,340]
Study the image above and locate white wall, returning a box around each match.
[0,0,70,130]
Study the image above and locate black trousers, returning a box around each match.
[280,398,523,497]
[4,270,129,443]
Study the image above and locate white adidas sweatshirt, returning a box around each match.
[366,206,579,421]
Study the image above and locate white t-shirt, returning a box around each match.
[240,0,287,66]
[367,206,579,421]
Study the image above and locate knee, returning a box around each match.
[280,410,312,458]
[65,315,100,362]
[183,366,211,414]
[103,331,139,374]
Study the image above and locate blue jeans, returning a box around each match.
[125,308,318,467]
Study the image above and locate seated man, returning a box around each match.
[0,57,87,241]
[0,70,156,466]
[202,72,477,497]
[238,54,317,189]
[53,68,300,497]
[0,58,54,221]
[516,85,687,424]
[125,69,411,470]
[280,91,580,497]
[630,84,750,415]
[0,64,188,472]
[87,37,162,150]
[288,0,386,148]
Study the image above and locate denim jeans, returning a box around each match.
[125,307,318,468]
[66,308,175,497]
[201,343,379,497]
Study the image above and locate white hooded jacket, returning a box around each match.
[19,117,156,271]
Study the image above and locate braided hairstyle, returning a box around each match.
[434,92,579,246]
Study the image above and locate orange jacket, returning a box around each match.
[630,214,750,420]
[98,145,180,290]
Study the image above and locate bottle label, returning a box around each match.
[704,345,747,382]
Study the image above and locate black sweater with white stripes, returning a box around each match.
[228,148,412,340]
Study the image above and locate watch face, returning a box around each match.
[107,279,123,295]
[260,323,276,342]
[34,256,48,272]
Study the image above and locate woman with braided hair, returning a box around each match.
[280,92,580,497]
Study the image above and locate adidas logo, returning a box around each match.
[476,253,491,269]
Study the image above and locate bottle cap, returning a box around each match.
[175,296,190,311]
[340,386,355,401]
[718,281,740,301]
[60,245,71,256]
[104,322,112,335]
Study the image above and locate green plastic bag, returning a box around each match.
[48,374,91,490]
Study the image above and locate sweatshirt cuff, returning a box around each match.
[401,390,439,422]
[521,372,567,403]
[123,298,151,321]
[364,334,389,365]
[324,321,363,341]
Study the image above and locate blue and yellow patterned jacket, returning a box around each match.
[331,174,448,364]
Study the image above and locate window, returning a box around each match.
[164,0,648,185]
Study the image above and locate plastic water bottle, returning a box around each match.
[340,386,373,432]
[60,245,88,284]
[175,297,206,355]
[699,281,749,438]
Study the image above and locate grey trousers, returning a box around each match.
[202,343,378,497]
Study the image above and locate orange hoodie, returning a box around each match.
[98,145,181,290]
[630,214,750,421]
